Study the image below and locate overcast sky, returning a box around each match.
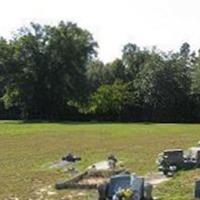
[0,0,200,62]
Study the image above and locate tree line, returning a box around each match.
[0,21,200,122]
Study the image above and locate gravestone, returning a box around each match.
[195,180,200,199]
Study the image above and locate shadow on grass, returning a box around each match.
[2,120,200,126]
[20,120,200,125]
[0,120,156,126]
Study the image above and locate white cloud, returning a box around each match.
[0,0,200,62]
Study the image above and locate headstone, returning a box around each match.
[144,182,153,200]
[195,180,200,199]
[108,174,143,200]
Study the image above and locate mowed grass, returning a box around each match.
[0,121,200,199]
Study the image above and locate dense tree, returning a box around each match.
[0,37,19,118]
[1,22,97,119]
[86,58,126,92]
[0,22,200,122]
[133,49,193,121]
[191,50,200,120]
[105,59,126,83]
[122,43,150,81]
[89,81,132,120]
[86,59,106,91]
[192,52,200,95]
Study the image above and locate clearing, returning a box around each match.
[0,121,200,199]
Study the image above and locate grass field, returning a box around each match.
[0,121,200,200]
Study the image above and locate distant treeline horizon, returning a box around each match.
[0,21,200,122]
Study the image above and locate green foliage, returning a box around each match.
[86,59,106,91]
[191,51,200,95]
[89,81,132,117]
[86,58,126,92]
[1,86,20,109]
[0,22,97,118]
[122,43,150,80]
[0,22,199,121]
[105,59,126,83]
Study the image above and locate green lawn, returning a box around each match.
[0,121,200,199]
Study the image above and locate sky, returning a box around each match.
[0,0,200,62]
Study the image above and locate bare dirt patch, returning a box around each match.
[145,172,171,186]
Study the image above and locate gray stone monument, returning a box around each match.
[195,180,200,199]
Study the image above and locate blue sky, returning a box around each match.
[0,0,200,62]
